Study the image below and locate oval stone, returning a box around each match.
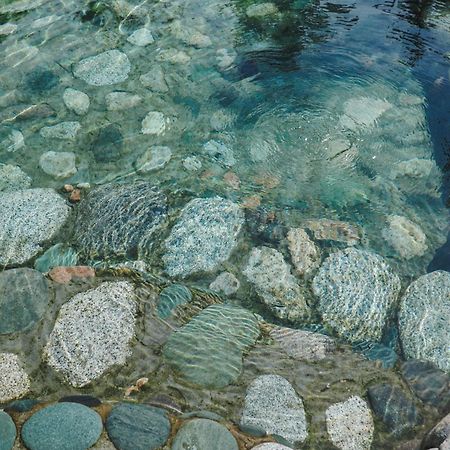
[0,411,16,450]
[21,403,102,450]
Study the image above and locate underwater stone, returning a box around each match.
[1,129,25,152]
[367,384,422,436]
[127,28,154,46]
[240,375,308,444]
[40,122,80,140]
[172,419,238,450]
[135,146,172,173]
[92,124,123,162]
[422,413,450,449]
[45,282,136,387]
[139,65,168,92]
[382,215,427,259]
[399,271,450,372]
[0,411,16,450]
[75,182,167,260]
[157,284,192,319]
[303,219,360,245]
[287,228,320,277]
[39,151,77,179]
[326,396,374,450]
[312,248,401,342]
[340,97,392,130]
[106,403,170,450]
[203,140,236,167]
[182,155,202,171]
[390,158,434,179]
[0,23,17,35]
[243,246,311,322]
[73,50,131,86]
[59,395,101,407]
[0,268,49,334]
[163,304,259,388]
[23,67,59,93]
[22,403,102,450]
[0,164,31,192]
[141,111,167,135]
[63,88,90,115]
[209,271,240,296]
[105,92,142,111]
[246,2,279,18]
[34,243,78,273]
[0,353,30,402]
[0,188,70,266]
[163,197,244,278]
[352,340,398,369]
[252,445,292,450]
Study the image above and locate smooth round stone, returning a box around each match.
[0,268,49,334]
[172,418,238,450]
[141,111,166,135]
[157,284,192,319]
[34,243,78,273]
[127,28,154,46]
[135,146,172,173]
[63,88,90,115]
[106,403,170,450]
[59,395,101,407]
[73,50,131,86]
[0,353,30,402]
[39,151,77,179]
[0,411,16,450]
[105,92,141,111]
[0,164,31,192]
[22,403,102,450]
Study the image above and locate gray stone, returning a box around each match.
[92,124,123,163]
[286,228,320,277]
[44,282,136,387]
[21,403,102,450]
[246,3,279,17]
[325,396,374,450]
[34,244,78,273]
[163,305,259,388]
[63,88,90,115]
[75,182,167,260]
[390,158,434,179]
[423,413,450,449]
[182,156,202,171]
[340,97,392,130]
[243,246,310,322]
[203,140,235,167]
[73,50,131,86]
[252,445,292,450]
[0,353,30,402]
[172,419,238,450]
[135,146,172,173]
[399,271,450,372]
[312,248,401,342]
[40,122,80,140]
[139,66,168,92]
[127,28,154,46]
[0,268,49,334]
[240,375,308,444]
[39,151,77,179]
[209,271,240,296]
[0,23,17,35]
[105,92,142,111]
[163,197,244,278]
[141,111,167,135]
[0,411,15,450]
[0,164,31,192]
[303,219,360,245]
[157,284,192,319]
[1,129,24,152]
[106,403,170,450]
[270,326,336,361]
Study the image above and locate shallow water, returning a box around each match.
[0,0,449,449]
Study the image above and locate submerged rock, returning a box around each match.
[127,28,154,46]
[135,146,172,173]
[39,151,77,179]
[0,189,70,266]
[422,413,450,449]
[312,248,401,342]
[141,111,167,135]
[340,97,392,130]
[34,243,78,273]
[45,282,136,387]
[246,2,279,18]
[163,304,259,388]
[303,219,360,245]
[139,65,168,92]
[286,228,320,277]
[0,411,16,450]
[0,353,30,402]
[209,271,240,296]
[399,271,450,372]
[157,284,192,319]
[105,92,142,111]
[0,164,31,192]
[163,197,244,278]
[240,375,308,444]
[203,140,236,167]
[63,88,90,115]
[243,246,310,322]
[40,122,80,140]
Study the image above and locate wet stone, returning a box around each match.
[312,248,401,342]
[286,228,321,277]
[246,2,279,18]
[422,413,450,449]
[59,395,101,407]
[0,269,49,334]
[157,284,192,319]
[63,88,90,115]
[367,384,422,436]
[0,189,70,265]
[243,246,310,322]
[183,155,202,171]
[163,197,244,278]
[240,375,308,444]
[141,111,166,135]
[75,182,167,260]
[135,146,172,173]
[39,151,77,179]
[73,50,131,86]
[139,66,168,92]
[303,219,360,245]
[91,124,123,163]
[106,403,170,450]
[203,140,236,167]
[0,411,16,450]
[340,97,392,129]
[105,92,142,111]
[398,271,450,372]
[21,403,102,450]
[209,271,240,296]
[44,282,136,387]
[5,399,39,413]
[23,68,59,94]
[0,353,30,402]
[40,122,80,140]
[326,396,374,450]
[180,410,224,421]
[172,418,238,450]
[352,340,398,369]
[163,304,259,388]
[127,28,154,46]
[252,445,292,450]
[0,164,31,192]
[34,244,78,273]
[0,23,17,35]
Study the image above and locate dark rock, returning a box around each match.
[92,124,123,163]
[23,68,59,94]
[367,384,422,436]
[422,413,450,449]
[59,395,101,407]
[181,410,224,421]
[5,399,39,413]
[238,423,267,437]
[246,208,286,244]
[106,403,171,450]
[0,411,16,450]
[352,341,398,369]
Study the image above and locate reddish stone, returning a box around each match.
[224,171,240,189]
[69,189,81,203]
[63,184,74,193]
[49,266,95,284]
[242,195,261,209]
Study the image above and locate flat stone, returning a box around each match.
[34,244,78,273]
[163,304,259,388]
[240,374,308,444]
[172,419,238,450]
[203,140,236,167]
[0,164,31,192]
[422,413,450,449]
[0,353,30,402]
[0,188,70,265]
[139,66,168,92]
[21,403,102,450]
[246,3,279,17]
[44,282,136,387]
[0,411,16,450]
[287,228,320,277]
[92,124,123,163]
[157,284,192,319]
[399,271,450,372]
[5,399,39,413]
[209,271,240,296]
[75,182,167,260]
[127,28,154,46]
[270,326,336,361]
[303,219,360,245]
[106,403,170,450]
[135,146,172,173]
[163,197,244,278]
[73,50,131,86]
[40,122,80,140]
[326,396,374,450]
[367,384,422,436]
[312,248,401,342]
[341,97,392,129]
[49,266,95,284]
[39,151,77,179]
[243,246,310,322]
[105,92,142,111]
[63,88,90,115]
[141,111,167,135]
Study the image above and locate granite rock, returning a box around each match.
[127,28,154,46]
[39,151,77,179]
[286,228,320,277]
[303,219,360,245]
[139,66,168,92]
[0,164,31,192]
[40,122,80,140]
[141,111,167,135]
[0,353,30,402]
[63,88,90,115]
[105,92,142,111]
[209,271,240,296]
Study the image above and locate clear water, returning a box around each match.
[0,0,449,448]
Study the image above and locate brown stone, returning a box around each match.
[242,195,261,209]
[69,189,81,203]
[63,184,74,193]
[49,266,95,284]
[224,171,240,189]
[303,218,360,245]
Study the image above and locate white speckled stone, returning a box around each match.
[45,282,137,387]
[287,228,320,277]
[141,111,167,135]
[39,151,77,179]
[127,28,154,46]
[63,88,90,115]
[209,271,240,296]
[0,164,31,192]
[40,121,80,140]
[0,353,30,402]
[182,156,202,171]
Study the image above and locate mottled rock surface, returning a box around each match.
[303,219,360,245]
[135,146,172,173]
[141,111,166,135]
[0,411,16,450]
[209,271,240,296]
[40,122,80,140]
[422,413,450,449]
[0,164,31,192]
[286,228,320,277]
[0,353,30,402]
[39,151,77,179]
[91,124,123,163]
[157,284,192,319]
[105,92,141,111]
[63,88,89,115]
[127,28,154,46]
[34,244,78,273]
